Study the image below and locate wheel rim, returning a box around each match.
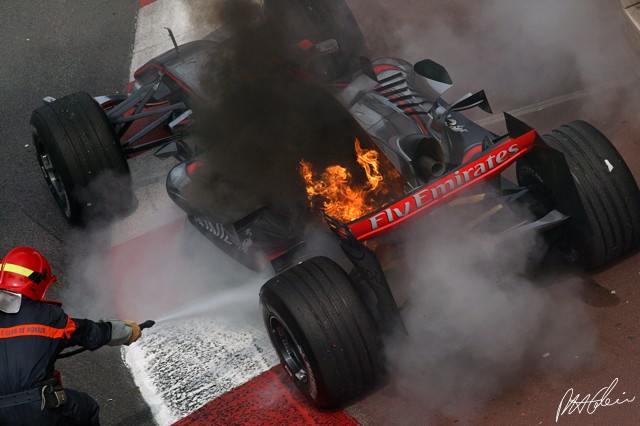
[269,316,308,384]
[33,128,72,219]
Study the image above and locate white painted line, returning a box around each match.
[476,77,638,129]
[130,0,222,76]
[624,2,640,33]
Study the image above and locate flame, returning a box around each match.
[356,139,383,191]
[300,139,390,222]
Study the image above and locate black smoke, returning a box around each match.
[184,0,365,226]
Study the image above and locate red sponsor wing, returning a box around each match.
[348,130,537,240]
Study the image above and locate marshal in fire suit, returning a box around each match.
[0,247,142,425]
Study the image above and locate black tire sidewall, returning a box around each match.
[32,111,81,222]
[260,289,329,405]
[259,256,383,408]
[31,92,133,225]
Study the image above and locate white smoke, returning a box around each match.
[61,211,267,325]
[380,195,595,417]
[347,0,637,110]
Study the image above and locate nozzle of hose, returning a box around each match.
[139,320,155,330]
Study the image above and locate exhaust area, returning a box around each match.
[180,0,379,229]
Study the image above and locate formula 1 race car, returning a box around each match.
[31,0,640,409]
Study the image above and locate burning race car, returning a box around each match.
[31,0,640,409]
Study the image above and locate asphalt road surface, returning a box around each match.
[0,2,155,425]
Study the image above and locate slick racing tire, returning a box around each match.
[31,92,134,225]
[264,0,368,81]
[260,256,384,408]
[517,120,640,269]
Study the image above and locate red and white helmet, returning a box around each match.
[0,247,58,310]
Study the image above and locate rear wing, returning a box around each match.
[343,113,541,241]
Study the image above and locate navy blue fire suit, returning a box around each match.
[0,298,113,425]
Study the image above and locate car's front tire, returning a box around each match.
[31,91,134,225]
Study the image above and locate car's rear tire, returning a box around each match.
[264,0,368,81]
[260,256,384,408]
[517,120,640,269]
[31,92,134,225]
